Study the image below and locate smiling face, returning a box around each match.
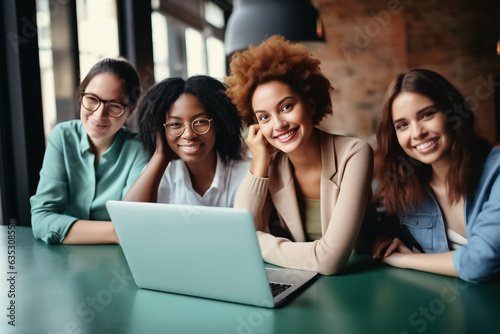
[165,93,216,168]
[392,92,452,167]
[80,73,130,151]
[252,80,315,154]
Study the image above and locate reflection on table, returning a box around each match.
[1,226,499,334]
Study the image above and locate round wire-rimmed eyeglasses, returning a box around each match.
[163,118,213,137]
[81,93,129,118]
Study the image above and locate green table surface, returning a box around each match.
[1,226,499,334]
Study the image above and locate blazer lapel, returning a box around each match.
[320,132,339,235]
[268,153,306,242]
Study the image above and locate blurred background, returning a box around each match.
[1,0,499,226]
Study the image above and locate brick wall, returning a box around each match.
[310,0,500,145]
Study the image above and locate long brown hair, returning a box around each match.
[374,69,491,214]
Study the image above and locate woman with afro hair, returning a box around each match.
[124,75,249,207]
[225,35,373,275]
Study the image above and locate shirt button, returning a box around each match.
[416,219,419,225]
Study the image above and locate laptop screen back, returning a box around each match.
[107,201,275,307]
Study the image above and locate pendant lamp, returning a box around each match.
[224,0,324,56]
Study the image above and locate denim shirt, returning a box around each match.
[399,147,500,283]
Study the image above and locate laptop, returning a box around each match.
[106,200,317,308]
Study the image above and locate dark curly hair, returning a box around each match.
[374,69,491,214]
[225,35,333,126]
[76,58,141,112]
[137,75,243,164]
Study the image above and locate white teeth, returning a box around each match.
[416,139,435,150]
[277,129,297,140]
[180,144,201,149]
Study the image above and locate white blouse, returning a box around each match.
[157,153,250,207]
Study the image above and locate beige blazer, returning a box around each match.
[234,131,373,275]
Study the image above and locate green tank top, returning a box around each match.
[303,198,321,241]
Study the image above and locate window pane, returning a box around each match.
[186,28,206,77]
[207,37,226,79]
[76,0,119,77]
[152,11,170,82]
[151,0,160,10]
[0,190,2,225]
[204,1,225,29]
[36,0,57,141]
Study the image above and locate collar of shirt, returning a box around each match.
[78,121,91,154]
[77,121,124,163]
[176,153,226,194]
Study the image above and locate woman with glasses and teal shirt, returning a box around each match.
[31,58,150,244]
[123,75,250,206]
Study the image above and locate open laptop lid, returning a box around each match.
[107,200,276,307]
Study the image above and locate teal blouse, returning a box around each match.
[30,120,150,244]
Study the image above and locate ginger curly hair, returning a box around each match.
[225,35,333,126]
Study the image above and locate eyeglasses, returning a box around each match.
[163,118,213,137]
[81,93,128,118]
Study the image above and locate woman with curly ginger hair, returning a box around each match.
[225,35,374,275]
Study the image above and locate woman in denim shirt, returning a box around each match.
[372,69,500,282]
